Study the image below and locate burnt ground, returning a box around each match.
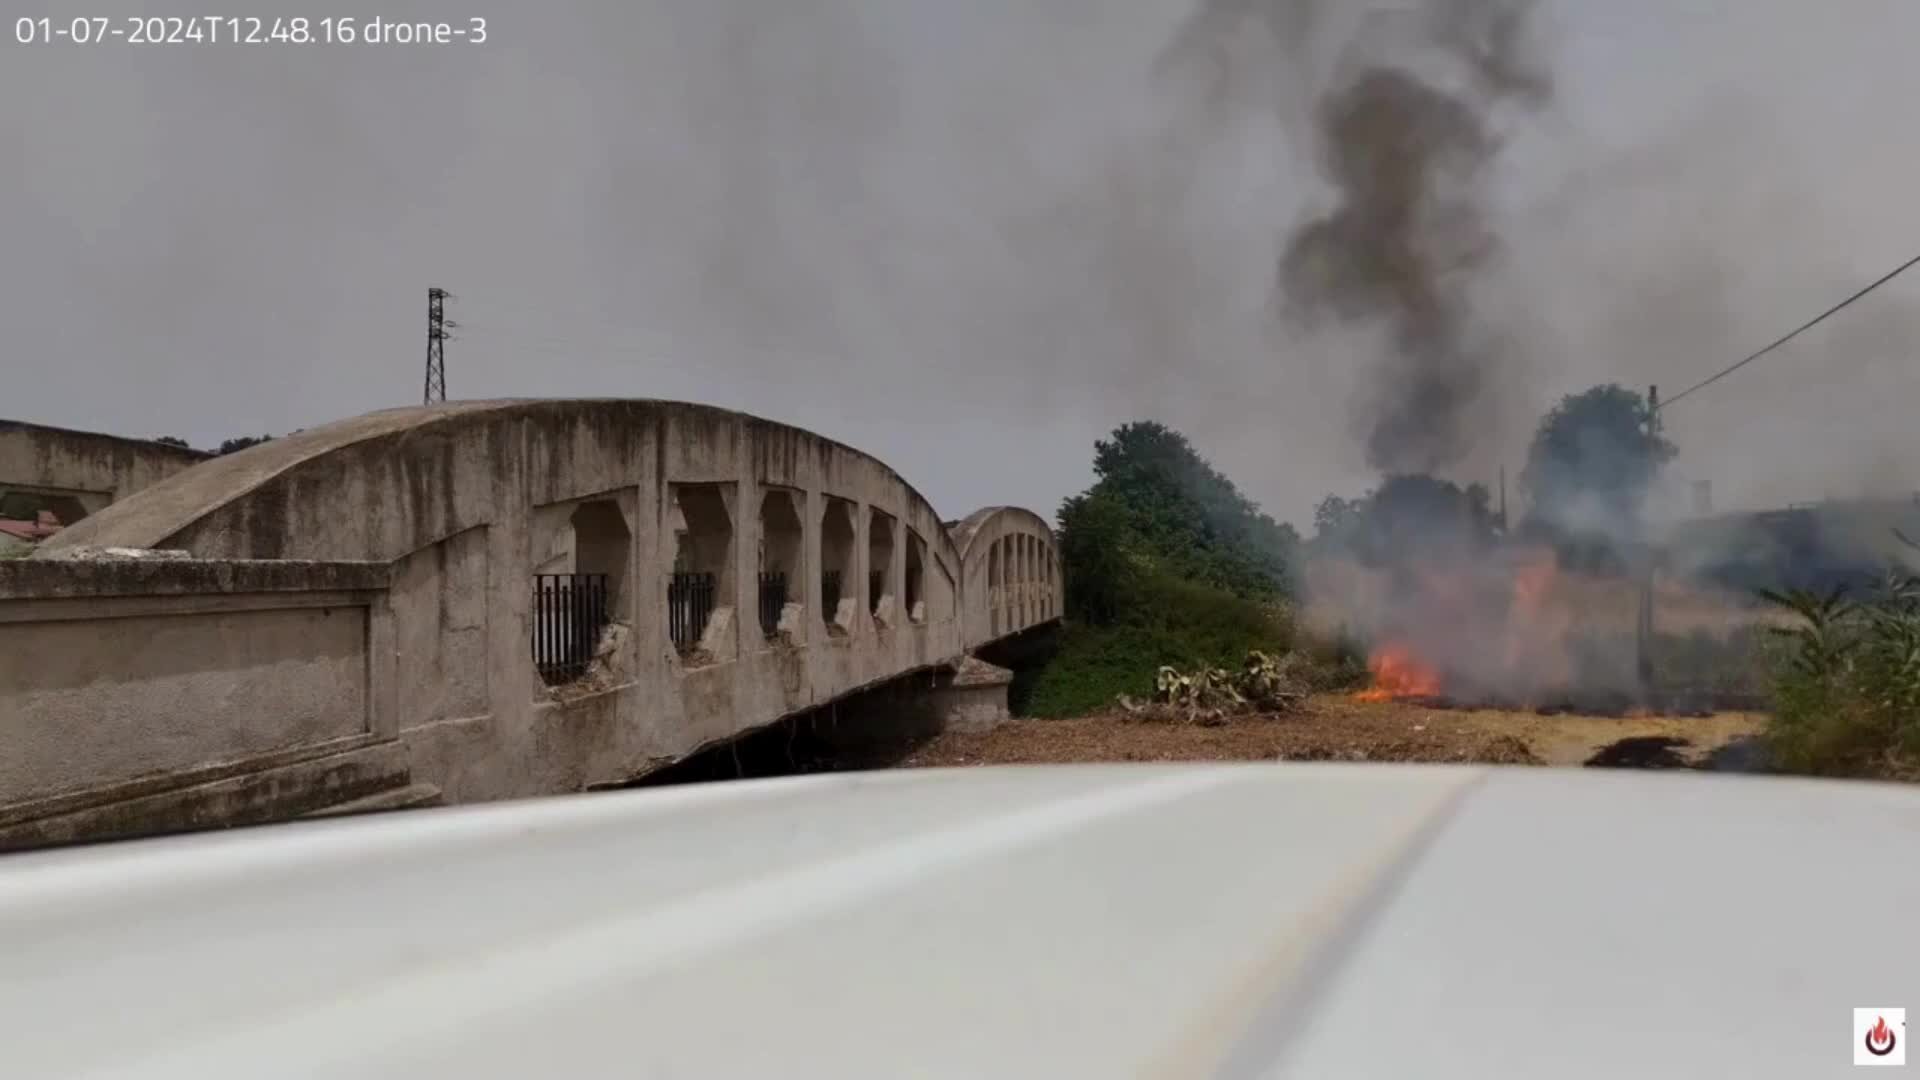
[893,695,1769,772]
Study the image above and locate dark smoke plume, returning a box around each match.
[1292,2,1547,474]
[1315,1,1546,474]
[1176,0,1550,475]
[1283,67,1502,473]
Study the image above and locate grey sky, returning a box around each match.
[7,1,1920,528]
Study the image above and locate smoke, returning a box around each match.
[8,0,1920,541]
[1272,0,1551,474]
[1169,1,1629,704]
[1168,2,1815,709]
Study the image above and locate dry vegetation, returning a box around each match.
[899,694,1765,771]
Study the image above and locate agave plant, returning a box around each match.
[1857,570,1920,723]
[1757,584,1858,681]
[1152,650,1306,717]
[1759,529,1920,778]
[1240,650,1306,710]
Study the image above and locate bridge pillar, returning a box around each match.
[929,657,1014,734]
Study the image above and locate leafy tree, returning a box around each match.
[1309,474,1498,566]
[1312,493,1367,553]
[153,436,193,449]
[218,435,273,455]
[1063,421,1300,614]
[1055,489,1139,627]
[1030,422,1300,716]
[1520,384,1675,539]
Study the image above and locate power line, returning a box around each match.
[1659,249,1920,411]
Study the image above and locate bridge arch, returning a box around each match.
[39,399,1032,803]
[950,505,1062,650]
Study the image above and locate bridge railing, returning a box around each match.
[532,572,609,685]
[667,571,716,655]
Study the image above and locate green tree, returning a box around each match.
[1067,421,1300,612]
[1309,475,1498,566]
[1028,422,1301,717]
[1520,384,1676,536]
[1055,489,1138,626]
[1313,490,1374,549]
[218,434,273,455]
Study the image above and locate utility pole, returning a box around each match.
[1635,384,1660,703]
[424,287,455,405]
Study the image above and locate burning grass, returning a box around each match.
[1308,549,1775,714]
[1353,643,1443,702]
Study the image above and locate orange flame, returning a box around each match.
[1354,642,1444,702]
[1871,1016,1894,1049]
[1501,548,1574,694]
[1511,553,1557,612]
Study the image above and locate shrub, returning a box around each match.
[1058,422,1299,626]
[1022,421,1304,718]
[1021,571,1293,718]
[1761,573,1920,779]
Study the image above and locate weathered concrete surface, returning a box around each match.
[931,656,1014,734]
[9,400,1062,836]
[0,553,388,599]
[1,605,373,804]
[0,739,417,852]
[0,419,209,521]
[0,555,408,849]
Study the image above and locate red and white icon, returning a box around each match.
[1855,1008,1906,1066]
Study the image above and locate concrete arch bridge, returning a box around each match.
[0,400,1061,848]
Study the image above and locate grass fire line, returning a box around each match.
[1313,543,1768,716]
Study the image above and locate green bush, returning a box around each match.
[1021,572,1293,718]
[1762,575,1920,779]
[1021,420,1306,718]
[1058,422,1299,623]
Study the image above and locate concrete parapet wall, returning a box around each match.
[0,557,398,830]
[0,554,389,599]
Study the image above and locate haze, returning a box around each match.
[6,0,1920,528]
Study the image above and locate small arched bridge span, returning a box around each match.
[33,399,1061,806]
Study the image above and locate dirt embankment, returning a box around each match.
[896,695,1768,771]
